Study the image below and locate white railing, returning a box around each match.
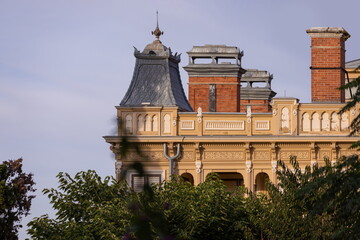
[255,120,270,130]
[180,120,195,130]
[205,120,245,130]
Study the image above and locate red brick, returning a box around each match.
[310,36,346,102]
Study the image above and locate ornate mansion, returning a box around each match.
[104,24,360,192]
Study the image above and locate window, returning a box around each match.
[131,174,162,192]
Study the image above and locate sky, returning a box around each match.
[0,0,359,238]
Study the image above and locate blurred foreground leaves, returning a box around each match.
[27,155,360,240]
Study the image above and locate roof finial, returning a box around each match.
[152,11,163,42]
[156,10,159,28]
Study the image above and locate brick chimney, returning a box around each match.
[307,27,350,103]
[183,45,245,112]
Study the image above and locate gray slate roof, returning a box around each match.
[346,59,360,69]
[120,40,193,112]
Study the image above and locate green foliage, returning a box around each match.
[246,157,329,240]
[148,174,250,240]
[0,158,36,240]
[28,170,134,239]
[27,171,252,240]
[246,155,360,240]
[300,155,360,239]
[28,154,360,240]
[339,69,360,148]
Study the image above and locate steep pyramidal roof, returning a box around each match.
[120,20,193,112]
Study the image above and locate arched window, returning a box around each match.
[281,107,289,130]
[181,173,194,185]
[341,112,349,131]
[302,113,310,131]
[255,172,269,194]
[213,172,244,191]
[163,114,171,133]
[312,112,320,131]
[321,112,330,131]
[137,115,144,131]
[152,115,158,132]
[145,115,152,131]
[331,112,339,131]
[125,114,133,134]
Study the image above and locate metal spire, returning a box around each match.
[156,10,159,28]
[152,11,164,41]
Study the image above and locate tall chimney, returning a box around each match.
[306,27,350,103]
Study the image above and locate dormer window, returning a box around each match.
[149,50,156,55]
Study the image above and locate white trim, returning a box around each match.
[180,120,195,130]
[205,120,245,130]
[255,120,270,130]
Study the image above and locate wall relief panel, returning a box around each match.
[280,151,309,160]
[254,151,271,160]
[204,151,244,160]
[319,151,331,160]
[126,151,164,161]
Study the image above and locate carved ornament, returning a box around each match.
[254,151,271,160]
[280,151,309,160]
[246,160,252,173]
[195,161,202,173]
[271,160,277,173]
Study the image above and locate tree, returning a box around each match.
[245,154,360,240]
[246,157,332,240]
[339,66,360,148]
[27,170,133,239]
[27,169,254,240]
[299,155,360,239]
[0,158,36,240]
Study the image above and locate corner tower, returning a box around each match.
[120,22,192,112]
[184,45,246,112]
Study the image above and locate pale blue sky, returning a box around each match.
[0,0,359,238]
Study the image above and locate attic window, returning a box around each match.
[149,51,156,55]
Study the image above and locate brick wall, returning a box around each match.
[239,99,271,112]
[188,76,240,112]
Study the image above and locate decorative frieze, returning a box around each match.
[254,151,271,160]
[318,150,331,160]
[205,120,245,130]
[280,151,310,160]
[204,151,244,160]
[340,150,358,157]
[126,151,164,161]
[180,151,194,161]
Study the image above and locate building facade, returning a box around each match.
[104,25,360,192]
